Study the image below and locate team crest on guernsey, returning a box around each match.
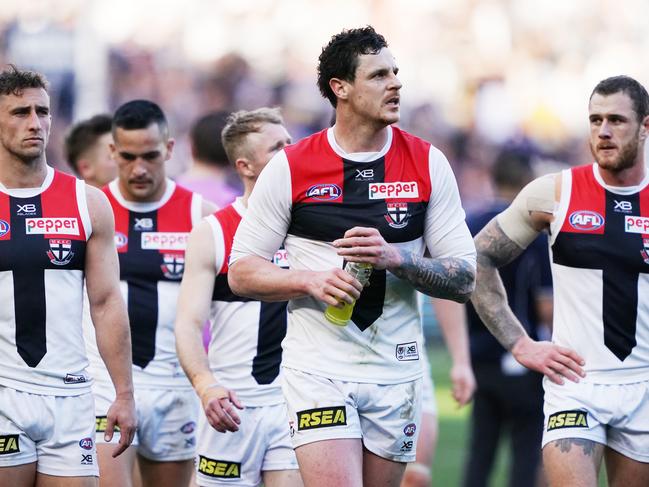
[385,202,410,229]
[161,253,184,279]
[642,239,649,265]
[47,239,74,265]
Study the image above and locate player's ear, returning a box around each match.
[640,115,649,141]
[329,78,349,102]
[234,158,254,178]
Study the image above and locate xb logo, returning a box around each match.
[355,168,374,179]
[614,200,632,212]
[134,218,153,230]
[16,203,36,215]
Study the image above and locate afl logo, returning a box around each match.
[79,437,94,450]
[569,211,604,231]
[0,219,9,237]
[306,184,341,201]
[114,232,128,249]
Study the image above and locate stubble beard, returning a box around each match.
[591,136,638,173]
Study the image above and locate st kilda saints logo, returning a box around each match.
[161,253,184,279]
[385,202,410,229]
[47,239,74,266]
[642,238,649,265]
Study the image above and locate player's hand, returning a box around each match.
[201,385,245,433]
[450,362,475,407]
[105,394,137,458]
[333,227,401,270]
[512,335,586,385]
[303,268,363,307]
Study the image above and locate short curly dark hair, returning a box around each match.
[0,64,48,96]
[317,26,388,108]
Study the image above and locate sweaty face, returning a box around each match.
[0,88,51,164]
[345,48,402,126]
[244,123,292,179]
[589,92,644,173]
[111,124,172,202]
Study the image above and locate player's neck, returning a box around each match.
[597,159,647,187]
[0,155,48,189]
[333,116,389,153]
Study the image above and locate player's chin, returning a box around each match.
[381,112,400,125]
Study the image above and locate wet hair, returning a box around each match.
[112,99,168,139]
[189,112,229,167]
[590,75,649,122]
[317,26,388,108]
[0,64,48,96]
[221,107,284,162]
[64,114,112,174]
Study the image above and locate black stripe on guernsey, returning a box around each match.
[552,191,645,360]
[11,196,47,367]
[123,210,160,368]
[340,160,387,330]
[251,302,287,384]
[211,274,253,302]
[288,156,427,244]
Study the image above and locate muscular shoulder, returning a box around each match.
[85,184,114,236]
[186,218,217,269]
[496,173,559,248]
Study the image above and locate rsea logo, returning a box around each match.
[625,216,649,234]
[197,456,240,478]
[568,211,604,231]
[306,184,341,201]
[369,182,418,200]
[0,435,19,455]
[95,416,120,433]
[141,232,188,251]
[547,410,588,431]
[25,217,80,236]
[297,406,346,430]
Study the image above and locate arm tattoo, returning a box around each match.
[470,218,530,350]
[390,252,475,303]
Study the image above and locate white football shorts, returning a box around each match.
[195,402,298,486]
[0,388,98,476]
[282,367,422,462]
[542,377,649,462]
[93,381,199,461]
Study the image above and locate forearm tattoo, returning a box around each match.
[391,251,475,303]
[470,219,528,350]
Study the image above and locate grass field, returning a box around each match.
[427,341,508,486]
[427,340,607,487]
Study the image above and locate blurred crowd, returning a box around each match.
[2,0,648,210]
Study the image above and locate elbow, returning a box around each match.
[453,266,476,304]
[228,261,254,298]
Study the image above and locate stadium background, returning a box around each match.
[1,0,642,484]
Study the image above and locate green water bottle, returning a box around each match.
[324,262,373,326]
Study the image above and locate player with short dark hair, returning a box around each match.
[83,99,217,487]
[64,114,115,188]
[0,65,136,487]
[228,27,476,487]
